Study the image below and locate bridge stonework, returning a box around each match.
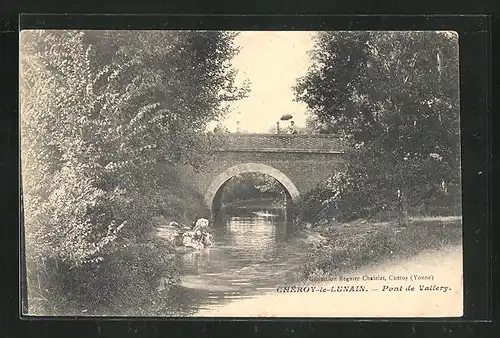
[160,134,346,210]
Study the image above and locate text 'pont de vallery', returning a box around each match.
[276,274,453,293]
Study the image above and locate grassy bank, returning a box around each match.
[298,216,462,281]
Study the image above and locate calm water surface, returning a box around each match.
[165,207,308,315]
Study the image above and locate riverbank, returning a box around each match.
[193,215,463,317]
[196,244,462,317]
[297,216,462,281]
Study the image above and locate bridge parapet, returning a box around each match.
[209,133,346,154]
[167,133,347,210]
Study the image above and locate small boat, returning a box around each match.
[252,211,277,218]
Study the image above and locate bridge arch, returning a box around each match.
[204,163,300,210]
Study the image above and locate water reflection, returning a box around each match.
[165,206,306,316]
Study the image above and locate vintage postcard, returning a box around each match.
[20,30,462,317]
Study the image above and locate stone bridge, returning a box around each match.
[161,133,346,211]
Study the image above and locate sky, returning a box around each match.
[208,31,316,133]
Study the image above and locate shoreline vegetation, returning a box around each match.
[21,30,247,317]
[294,215,462,282]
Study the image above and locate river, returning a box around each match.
[159,208,463,317]
[164,207,309,316]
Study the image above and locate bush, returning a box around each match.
[412,183,462,216]
[297,172,462,224]
[296,186,338,224]
[26,239,180,316]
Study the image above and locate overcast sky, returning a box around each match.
[208,31,316,133]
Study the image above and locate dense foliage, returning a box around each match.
[221,173,285,205]
[20,30,247,314]
[295,31,461,222]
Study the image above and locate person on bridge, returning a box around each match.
[288,120,298,134]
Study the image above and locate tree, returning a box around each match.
[294,31,460,220]
[20,30,248,314]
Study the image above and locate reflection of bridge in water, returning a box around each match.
[160,133,347,213]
